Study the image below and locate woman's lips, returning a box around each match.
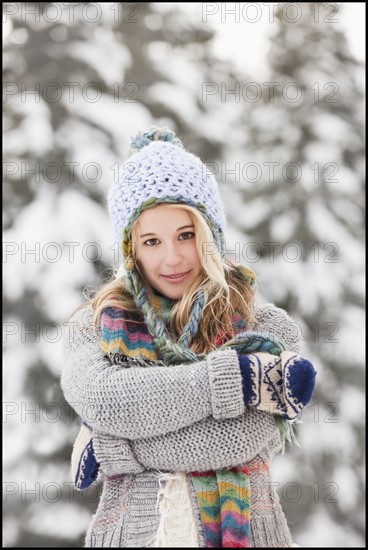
[161,270,191,283]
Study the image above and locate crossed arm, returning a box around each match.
[61,304,248,439]
[61,302,306,477]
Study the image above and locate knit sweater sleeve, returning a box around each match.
[91,302,303,475]
[92,411,279,476]
[91,412,279,478]
[119,409,279,472]
[253,302,302,354]
[61,304,245,439]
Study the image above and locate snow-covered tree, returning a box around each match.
[3,1,364,547]
[3,2,245,546]
[215,3,365,546]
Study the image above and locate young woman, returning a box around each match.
[61,127,316,547]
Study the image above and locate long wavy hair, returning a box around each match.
[76,204,255,355]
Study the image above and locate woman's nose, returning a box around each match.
[163,245,183,265]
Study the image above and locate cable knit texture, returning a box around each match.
[61,302,301,547]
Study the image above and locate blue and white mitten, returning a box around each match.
[238,350,317,420]
[71,421,100,491]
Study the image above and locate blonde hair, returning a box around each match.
[76,204,255,354]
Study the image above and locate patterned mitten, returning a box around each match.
[238,351,316,420]
[71,422,100,491]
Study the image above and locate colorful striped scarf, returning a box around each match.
[190,466,251,547]
[100,295,283,547]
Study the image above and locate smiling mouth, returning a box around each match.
[161,270,191,281]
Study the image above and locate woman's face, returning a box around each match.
[134,204,203,300]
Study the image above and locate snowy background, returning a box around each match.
[3,2,365,547]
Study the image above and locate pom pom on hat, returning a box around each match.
[128,126,183,157]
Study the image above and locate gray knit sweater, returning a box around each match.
[61,302,302,547]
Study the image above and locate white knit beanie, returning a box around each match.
[107,127,226,266]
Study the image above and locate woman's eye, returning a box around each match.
[180,232,195,240]
[144,233,194,246]
[144,239,159,246]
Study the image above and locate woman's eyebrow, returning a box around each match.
[140,224,194,238]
